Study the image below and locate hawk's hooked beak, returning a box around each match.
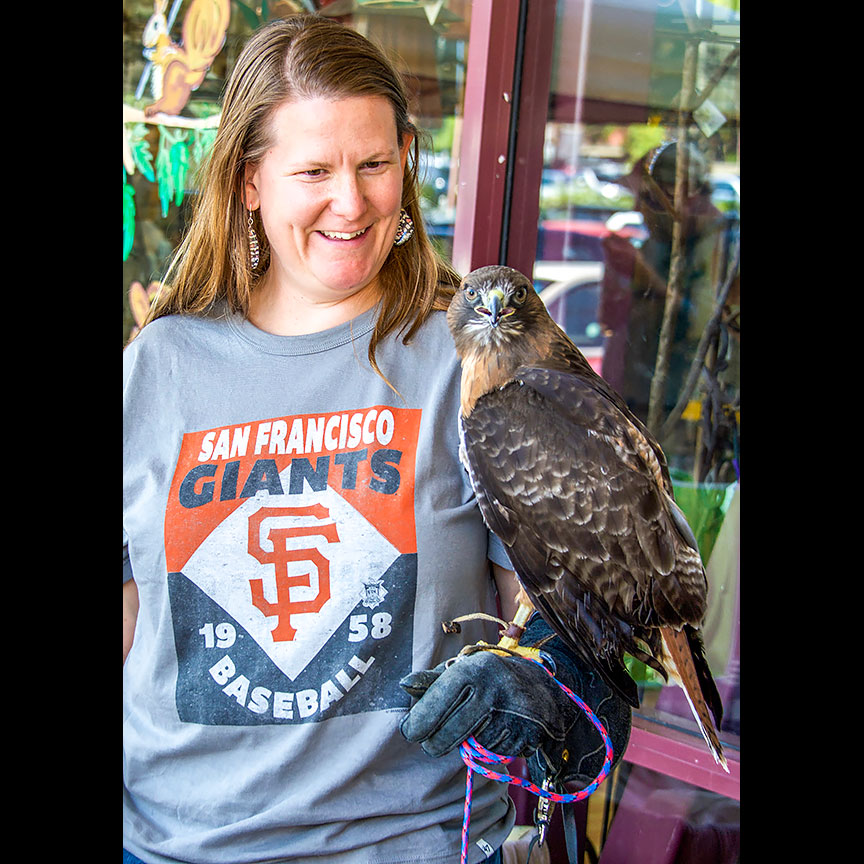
[477,288,513,328]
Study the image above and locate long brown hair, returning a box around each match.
[141,14,460,385]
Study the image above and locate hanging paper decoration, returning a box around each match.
[128,123,156,183]
[156,126,191,218]
[123,167,136,262]
[123,118,219,260]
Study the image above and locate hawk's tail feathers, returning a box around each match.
[660,626,729,773]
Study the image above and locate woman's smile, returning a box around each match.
[318,226,371,241]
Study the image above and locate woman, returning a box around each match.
[123,15,630,864]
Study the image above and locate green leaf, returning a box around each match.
[155,126,189,216]
[129,123,155,183]
[170,139,189,207]
[123,168,136,261]
[156,128,174,218]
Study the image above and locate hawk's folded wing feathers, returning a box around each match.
[461,365,709,705]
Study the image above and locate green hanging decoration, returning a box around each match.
[123,167,136,262]
[171,135,190,209]
[155,127,173,219]
[128,123,155,183]
[122,114,219,259]
[156,125,190,218]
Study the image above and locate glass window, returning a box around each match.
[123,0,256,342]
[534,0,740,854]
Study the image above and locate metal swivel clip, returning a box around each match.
[533,775,557,847]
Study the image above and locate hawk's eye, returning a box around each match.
[465,287,478,300]
[512,286,528,305]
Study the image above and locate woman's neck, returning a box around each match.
[246,271,381,336]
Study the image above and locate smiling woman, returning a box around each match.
[242,95,413,335]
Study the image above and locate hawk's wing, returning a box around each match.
[460,365,709,708]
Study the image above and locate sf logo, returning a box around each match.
[247,505,340,642]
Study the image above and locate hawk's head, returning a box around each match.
[446,265,549,357]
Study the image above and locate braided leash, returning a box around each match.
[457,662,614,864]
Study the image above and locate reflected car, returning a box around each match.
[534,261,606,375]
[538,217,647,261]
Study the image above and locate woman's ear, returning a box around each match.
[244,164,261,211]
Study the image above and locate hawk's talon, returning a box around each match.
[444,601,541,662]
[456,640,543,663]
[442,612,509,634]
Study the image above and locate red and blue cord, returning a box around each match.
[457,662,614,863]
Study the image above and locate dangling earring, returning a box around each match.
[248,209,260,271]
[393,208,415,247]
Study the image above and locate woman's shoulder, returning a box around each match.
[420,306,451,335]
[401,307,457,360]
[123,311,234,384]
[127,307,231,350]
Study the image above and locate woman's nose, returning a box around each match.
[329,173,367,221]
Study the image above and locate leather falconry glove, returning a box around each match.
[400,613,632,788]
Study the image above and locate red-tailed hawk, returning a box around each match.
[447,264,727,771]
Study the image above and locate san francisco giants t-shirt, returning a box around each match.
[123,303,515,864]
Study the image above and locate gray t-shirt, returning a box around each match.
[123,303,515,863]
